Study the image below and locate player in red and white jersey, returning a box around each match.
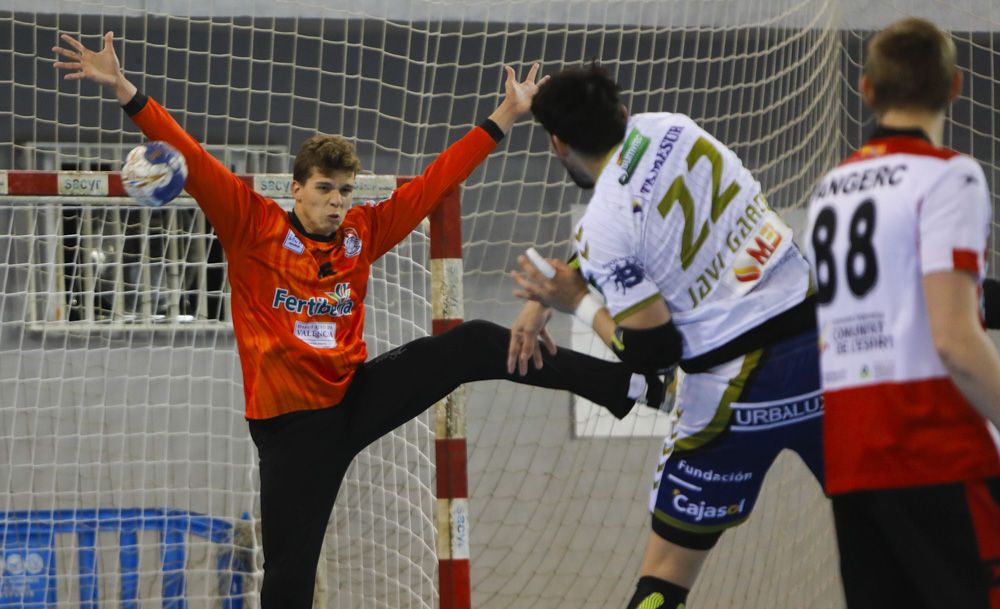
[804,18,1000,609]
[53,33,665,609]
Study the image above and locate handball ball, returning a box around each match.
[121,141,188,206]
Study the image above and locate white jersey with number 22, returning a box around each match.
[574,113,811,360]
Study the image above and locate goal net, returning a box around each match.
[2,1,997,608]
[0,176,436,608]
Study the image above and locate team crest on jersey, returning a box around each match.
[283,229,305,254]
[604,256,645,293]
[343,227,363,258]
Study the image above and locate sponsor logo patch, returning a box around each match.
[617,128,651,185]
[730,391,823,431]
[676,460,752,483]
[828,313,894,356]
[732,219,788,284]
[283,230,305,254]
[294,321,337,349]
[672,492,747,523]
[272,283,354,317]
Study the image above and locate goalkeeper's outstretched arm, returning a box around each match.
[53,31,266,253]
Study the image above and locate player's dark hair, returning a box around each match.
[864,18,957,114]
[293,135,362,183]
[530,63,628,157]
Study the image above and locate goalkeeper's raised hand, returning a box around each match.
[53,31,137,105]
[488,63,549,135]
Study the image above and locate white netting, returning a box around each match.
[2,1,998,608]
[0,188,435,608]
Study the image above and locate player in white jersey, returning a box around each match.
[804,18,1000,608]
[508,64,823,609]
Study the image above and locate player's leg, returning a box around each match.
[633,419,773,608]
[831,491,922,609]
[625,328,822,608]
[833,478,1000,609]
[625,536,708,608]
[749,328,826,486]
[347,319,646,446]
[249,406,354,609]
[629,369,773,608]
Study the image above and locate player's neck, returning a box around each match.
[581,155,607,181]
[877,109,946,147]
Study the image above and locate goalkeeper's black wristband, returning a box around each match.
[478,118,504,143]
[985,278,999,330]
[122,92,149,117]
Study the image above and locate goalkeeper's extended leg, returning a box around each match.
[346,319,654,448]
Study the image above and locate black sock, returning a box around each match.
[625,576,689,609]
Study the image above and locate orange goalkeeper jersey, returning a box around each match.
[127,95,498,419]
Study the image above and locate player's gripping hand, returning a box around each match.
[507,301,558,376]
[511,254,589,314]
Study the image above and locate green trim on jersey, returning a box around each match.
[674,348,762,451]
[612,294,663,323]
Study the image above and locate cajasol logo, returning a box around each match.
[272,283,354,317]
[672,492,746,522]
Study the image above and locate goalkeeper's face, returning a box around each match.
[292,168,357,236]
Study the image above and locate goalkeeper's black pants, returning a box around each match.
[248,319,637,609]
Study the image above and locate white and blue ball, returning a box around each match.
[121,141,188,206]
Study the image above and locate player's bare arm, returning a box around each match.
[512,253,676,372]
[924,270,1000,426]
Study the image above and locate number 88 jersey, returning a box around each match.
[804,130,999,494]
